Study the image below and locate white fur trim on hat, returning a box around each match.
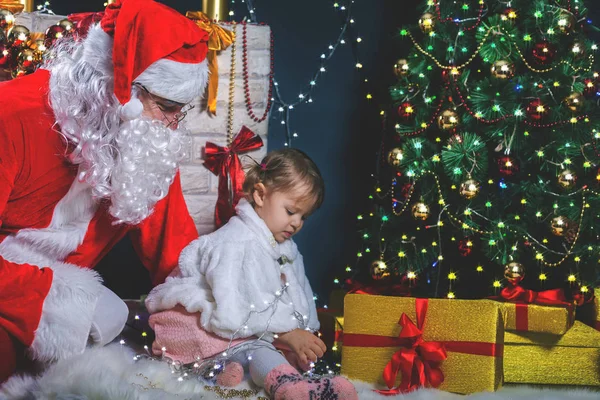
[135,58,209,104]
[119,97,144,121]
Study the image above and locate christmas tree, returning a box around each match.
[341,0,600,300]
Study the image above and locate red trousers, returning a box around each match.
[0,326,19,383]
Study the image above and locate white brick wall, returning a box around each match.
[181,24,271,234]
[9,14,271,235]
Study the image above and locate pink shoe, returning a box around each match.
[265,364,358,400]
[216,361,244,387]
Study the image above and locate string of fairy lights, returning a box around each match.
[230,0,366,147]
[333,0,600,301]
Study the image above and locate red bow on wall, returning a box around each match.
[204,126,263,227]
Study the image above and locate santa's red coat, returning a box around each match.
[0,70,198,364]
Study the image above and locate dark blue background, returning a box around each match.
[45,0,418,300]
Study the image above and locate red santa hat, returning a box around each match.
[100,0,210,120]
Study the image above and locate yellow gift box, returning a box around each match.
[500,302,574,335]
[341,294,503,394]
[594,288,600,332]
[504,321,600,385]
[317,310,344,350]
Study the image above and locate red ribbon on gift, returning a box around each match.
[378,299,446,394]
[204,126,263,227]
[343,298,502,395]
[497,286,573,331]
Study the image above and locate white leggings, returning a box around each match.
[226,341,290,387]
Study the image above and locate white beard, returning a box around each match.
[76,116,190,225]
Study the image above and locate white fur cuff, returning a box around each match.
[28,262,103,363]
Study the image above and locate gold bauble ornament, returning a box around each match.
[419,12,435,33]
[0,9,15,31]
[459,179,480,199]
[387,147,404,168]
[411,202,430,220]
[393,58,409,77]
[16,48,35,72]
[370,259,391,281]
[558,169,577,189]
[11,68,26,79]
[490,60,515,79]
[437,109,460,131]
[57,19,75,34]
[557,11,576,34]
[564,93,583,112]
[504,262,525,285]
[551,216,569,236]
[7,25,30,48]
[30,39,47,61]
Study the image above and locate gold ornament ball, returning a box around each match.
[7,25,30,48]
[393,58,409,77]
[437,109,460,131]
[387,147,404,168]
[490,60,515,79]
[557,11,576,34]
[411,202,430,221]
[17,48,36,72]
[419,12,435,33]
[551,216,568,236]
[558,169,577,189]
[459,179,480,199]
[11,68,27,79]
[31,39,47,60]
[57,19,75,34]
[370,260,391,281]
[504,262,525,285]
[564,93,584,112]
[0,9,15,32]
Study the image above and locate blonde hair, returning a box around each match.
[243,148,325,211]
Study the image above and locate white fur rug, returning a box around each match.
[0,344,598,400]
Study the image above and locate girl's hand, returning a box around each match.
[276,329,327,366]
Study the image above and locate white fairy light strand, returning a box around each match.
[36,1,55,14]
[128,232,329,384]
[235,0,364,146]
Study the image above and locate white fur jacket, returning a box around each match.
[145,199,320,341]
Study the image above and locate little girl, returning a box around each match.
[145,149,358,399]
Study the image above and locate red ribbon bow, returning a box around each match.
[500,285,569,306]
[204,126,263,227]
[378,299,447,395]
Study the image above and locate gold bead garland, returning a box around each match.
[227,22,237,146]
[406,26,595,74]
[389,170,591,267]
[406,28,493,70]
[391,179,416,216]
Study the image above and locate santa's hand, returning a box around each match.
[88,286,129,346]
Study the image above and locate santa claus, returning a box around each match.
[0,0,208,382]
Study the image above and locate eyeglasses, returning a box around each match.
[135,84,195,128]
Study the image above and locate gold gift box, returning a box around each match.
[500,302,574,335]
[317,310,344,350]
[505,321,600,386]
[341,294,504,394]
[594,288,600,331]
